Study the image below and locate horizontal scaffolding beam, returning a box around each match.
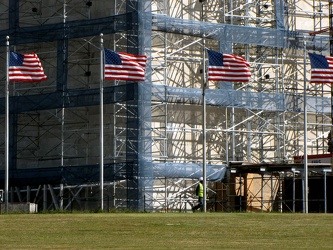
[151,84,331,114]
[0,83,137,114]
[0,13,135,45]
[152,14,328,51]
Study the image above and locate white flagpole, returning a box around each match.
[5,36,9,212]
[202,49,207,213]
[303,36,308,213]
[200,0,207,213]
[99,33,104,211]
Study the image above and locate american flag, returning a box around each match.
[308,53,333,84]
[9,52,47,82]
[104,49,147,82]
[207,49,251,82]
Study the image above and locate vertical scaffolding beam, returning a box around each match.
[324,169,327,213]
[8,0,19,35]
[122,1,140,210]
[43,184,47,211]
[261,173,264,212]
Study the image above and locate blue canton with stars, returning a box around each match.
[105,49,122,65]
[207,49,224,66]
[308,53,329,69]
[10,52,24,66]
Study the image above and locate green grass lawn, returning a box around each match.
[0,212,332,249]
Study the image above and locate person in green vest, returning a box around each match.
[192,177,204,212]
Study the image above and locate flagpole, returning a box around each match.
[5,36,9,213]
[329,0,333,173]
[200,0,207,213]
[303,36,308,213]
[99,33,104,211]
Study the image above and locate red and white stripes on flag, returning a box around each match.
[9,52,47,82]
[308,52,333,84]
[207,49,251,82]
[104,49,147,82]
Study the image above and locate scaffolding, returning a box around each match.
[0,0,332,212]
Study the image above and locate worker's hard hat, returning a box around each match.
[199,177,203,181]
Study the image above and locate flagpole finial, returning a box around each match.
[100,33,103,44]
